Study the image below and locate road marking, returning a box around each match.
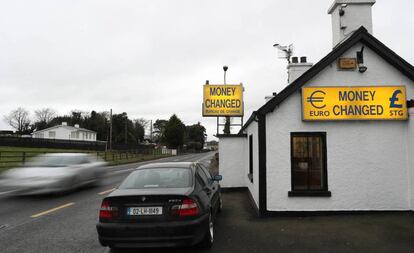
[30,202,75,218]
[98,188,116,195]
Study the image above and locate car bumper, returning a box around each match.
[96,213,209,248]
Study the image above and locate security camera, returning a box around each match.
[223,66,228,72]
[339,3,347,16]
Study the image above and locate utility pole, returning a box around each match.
[223,66,231,134]
[150,120,153,142]
[125,118,127,145]
[109,109,113,151]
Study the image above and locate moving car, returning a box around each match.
[96,162,222,249]
[2,153,107,195]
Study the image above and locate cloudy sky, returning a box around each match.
[1,0,413,140]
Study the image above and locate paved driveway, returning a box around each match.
[118,189,414,253]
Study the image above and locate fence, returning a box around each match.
[0,136,107,151]
[0,148,175,169]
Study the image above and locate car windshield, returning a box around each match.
[28,155,87,167]
[119,168,192,189]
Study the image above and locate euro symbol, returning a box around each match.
[389,90,403,108]
[307,90,326,109]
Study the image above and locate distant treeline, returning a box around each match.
[3,108,207,150]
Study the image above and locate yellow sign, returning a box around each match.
[302,86,408,121]
[203,84,244,117]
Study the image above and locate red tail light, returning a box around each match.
[172,198,199,217]
[99,200,118,219]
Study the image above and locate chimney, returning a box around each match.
[328,0,376,47]
[74,124,79,128]
[62,122,67,126]
[287,56,312,83]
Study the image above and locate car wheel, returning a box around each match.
[200,211,214,248]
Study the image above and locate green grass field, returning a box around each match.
[0,146,171,173]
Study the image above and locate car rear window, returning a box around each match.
[119,168,192,189]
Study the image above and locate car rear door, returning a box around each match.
[196,165,219,215]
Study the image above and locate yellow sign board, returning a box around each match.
[203,84,244,117]
[302,86,408,121]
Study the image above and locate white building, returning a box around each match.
[32,122,97,142]
[219,0,414,216]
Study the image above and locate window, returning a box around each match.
[248,134,253,182]
[119,168,192,189]
[199,163,213,178]
[289,132,330,197]
[48,131,56,138]
[197,166,210,186]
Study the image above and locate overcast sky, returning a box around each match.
[1,0,413,140]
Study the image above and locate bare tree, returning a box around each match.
[34,108,56,124]
[135,118,151,139]
[135,118,149,129]
[4,107,31,133]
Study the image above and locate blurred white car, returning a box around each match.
[2,153,107,195]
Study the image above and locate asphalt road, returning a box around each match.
[0,152,217,253]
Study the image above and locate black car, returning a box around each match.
[96,162,222,249]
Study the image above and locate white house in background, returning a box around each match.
[32,122,97,142]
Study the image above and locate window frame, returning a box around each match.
[289,132,331,197]
[197,164,213,185]
[197,166,210,187]
[198,163,212,178]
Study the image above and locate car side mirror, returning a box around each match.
[213,175,222,181]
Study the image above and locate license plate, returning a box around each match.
[127,206,163,216]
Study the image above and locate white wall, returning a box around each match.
[42,127,72,140]
[218,137,248,188]
[245,121,260,208]
[33,127,97,141]
[265,42,414,211]
[408,108,414,210]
